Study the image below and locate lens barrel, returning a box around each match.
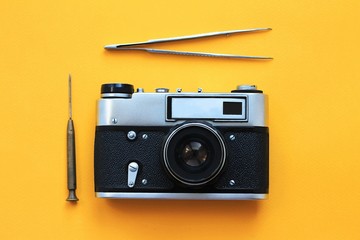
[163,122,226,187]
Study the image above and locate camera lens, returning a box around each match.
[180,140,208,167]
[163,122,226,187]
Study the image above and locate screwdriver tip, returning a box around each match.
[68,74,72,119]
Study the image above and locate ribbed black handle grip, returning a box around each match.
[66,119,78,201]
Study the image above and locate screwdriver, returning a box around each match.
[66,74,79,201]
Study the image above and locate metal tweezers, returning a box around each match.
[104,28,272,60]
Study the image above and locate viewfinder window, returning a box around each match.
[223,102,243,115]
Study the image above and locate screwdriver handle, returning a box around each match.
[66,119,78,201]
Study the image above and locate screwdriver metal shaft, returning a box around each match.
[66,74,79,201]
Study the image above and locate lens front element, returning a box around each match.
[181,140,208,167]
[163,122,226,187]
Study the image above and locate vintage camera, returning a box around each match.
[94,83,269,200]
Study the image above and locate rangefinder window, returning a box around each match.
[167,96,247,121]
[223,102,243,115]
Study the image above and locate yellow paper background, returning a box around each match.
[1,1,360,239]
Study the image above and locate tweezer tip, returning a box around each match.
[255,27,272,31]
[104,44,118,50]
[247,55,272,60]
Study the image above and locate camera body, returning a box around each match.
[94,84,269,200]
